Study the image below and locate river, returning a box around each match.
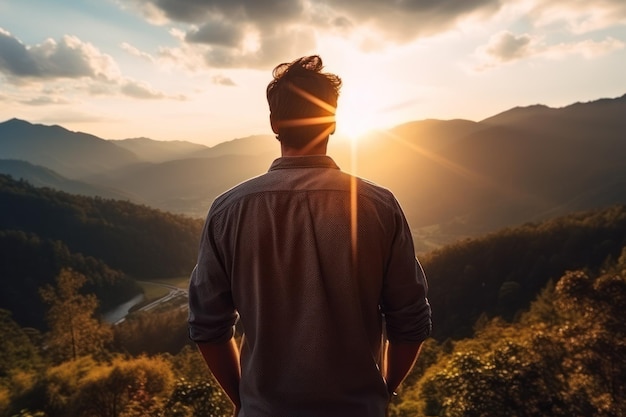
[102,293,144,324]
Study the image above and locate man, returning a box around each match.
[188,55,431,417]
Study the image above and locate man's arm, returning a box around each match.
[197,338,242,411]
[383,341,423,394]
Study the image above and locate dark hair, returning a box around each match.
[266,55,342,149]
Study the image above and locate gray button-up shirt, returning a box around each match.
[189,155,431,417]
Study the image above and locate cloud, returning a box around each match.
[473,30,625,70]
[121,79,166,99]
[121,42,155,62]
[0,28,120,81]
[125,0,502,69]
[36,111,113,126]
[20,96,71,106]
[0,28,40,77]
[0,28,176,101]
[211,74,236,86]
[543,36,625,59]
[185,17,245,47]
[528,0,626,34]
[481,31,534,63]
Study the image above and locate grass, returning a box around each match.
[137,276,189,298]
[151,276,190,289]
[131,276,189,311]
[139,282,170,301]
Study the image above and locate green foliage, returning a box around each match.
[44,355,174,417]
[421,205,626,340]
[0,310,43,417]
[112,309,192,356]
[552,266,626,415]
[0,229,139,329]
[397,250,626,417]
[40,269,113,363]
[162,346,233,417]
[0,310,42,379]
[421,338,568,416]
[163,378,230,417]
[0,174,203,279]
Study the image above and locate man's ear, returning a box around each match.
[270,114,279,134]
[330,122,336,135]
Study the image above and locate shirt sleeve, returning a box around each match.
[188,212,238,344]
[381,198,432,344]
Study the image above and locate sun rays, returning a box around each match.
[376,129,551,206]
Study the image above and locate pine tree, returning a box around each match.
[40,268,112,363]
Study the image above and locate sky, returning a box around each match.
[1,0,625,146]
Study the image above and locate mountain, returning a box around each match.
[0,118,140,178]
[344,94,626,248]
[1,93,625,247]
[0,159,138,201]
[192,134,278,158]
[0,174,202,280]
[112,137,209,163]
[84,153,277,215]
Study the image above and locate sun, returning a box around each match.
[335,87,382,140]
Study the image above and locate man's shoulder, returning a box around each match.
[355,176,397,206]
[208,172,275,216]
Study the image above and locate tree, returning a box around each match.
[401,249,626,416]
[162,346,233,417]
[112,309,191,356]
[0,309,42,378]
[163,378,231,417]
[44,355,174,417]
[554,265,626,416]
[40,268,112,363]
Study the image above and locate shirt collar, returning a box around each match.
[269,155,340,171]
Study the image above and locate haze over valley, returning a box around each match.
[2,93,625,251]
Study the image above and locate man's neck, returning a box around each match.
[281,141,328,157]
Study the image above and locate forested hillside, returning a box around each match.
[0,230,139,329]
[0,174,203,330]
[391,251,626,416]
[422,204,626,340]
[0,174,203,279]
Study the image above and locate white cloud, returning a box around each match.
[0,28,175,101]
[527,0,626,34]
[212,74,236,86]
[543,36,625,59]
[473,30,625,71]
[0,29,120,81]
[121,42,155,62]
[20,96,71,106]
[156,43,207,72]
[484,31,534,62]
[121,79,166,99]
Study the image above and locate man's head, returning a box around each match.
[266,55,342,151]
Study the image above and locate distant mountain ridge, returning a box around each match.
[0,118,139,179]
[112,137,209,163]
[0,159,139,201]
[1,92,625,247]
